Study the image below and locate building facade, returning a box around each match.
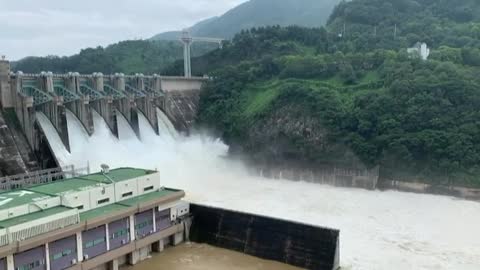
[0,167,190,270]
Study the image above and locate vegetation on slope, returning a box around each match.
[191,0,480,187]
[12,40,217,74]
[14,0,341,74]
[151,0,341,40]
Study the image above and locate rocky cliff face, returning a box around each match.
[241,102,365,170]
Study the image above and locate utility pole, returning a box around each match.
[179,30,224,78]
[180,30,193,78]
[394,24,397,39]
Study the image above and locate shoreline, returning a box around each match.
[252,165,480,201]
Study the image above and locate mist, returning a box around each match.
[35,110,480,270]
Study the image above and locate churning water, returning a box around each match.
[36,110,480,270]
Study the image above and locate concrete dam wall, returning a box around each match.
[0,58,206,175]
[0,110,27,176]
[189,204,340,270]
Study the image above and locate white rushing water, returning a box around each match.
[36,110,480,270]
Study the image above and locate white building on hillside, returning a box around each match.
[408,42,430,60]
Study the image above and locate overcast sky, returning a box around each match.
[0,0,247,60]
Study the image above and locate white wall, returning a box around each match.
[160,78,204,92]
[114,178,138,202]
[137,173,160,196]
[62,190,93,212]
[89,185,115,208]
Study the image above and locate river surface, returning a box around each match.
[122,243,302,270]
[36,110,480,270]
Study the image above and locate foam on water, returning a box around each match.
[36,111,480,270]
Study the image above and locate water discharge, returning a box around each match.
[36,110,480,270]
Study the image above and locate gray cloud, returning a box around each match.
[0,0,247,60]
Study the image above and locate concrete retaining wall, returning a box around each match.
[378,180,480,201]
[189,204,340,270]
[255,165,379,190]
[164,90,200,132]
[0,110,27,176]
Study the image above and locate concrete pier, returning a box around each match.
[65,73,94,135]
[0,59,12,108]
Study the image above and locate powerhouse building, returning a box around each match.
[0,168,190,270]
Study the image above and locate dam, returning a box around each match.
[1,59,480,270]
[0,59,341,270]
[31,75,480,270]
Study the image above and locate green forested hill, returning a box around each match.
[152,0,341,40]
[12,40,217,74]
[191,1,480,187]
[14,0,341,74]
[327,0,480,51]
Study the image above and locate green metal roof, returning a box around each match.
[27,178,105,195]
[0,190,53,210]
[118,189,178,207]
[80,168,155,183]
[0,168,180,231]
[0,206,73,228]
[80,203,130,221]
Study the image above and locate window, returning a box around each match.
[144,186,154,192]
[135,221,149,229]
[111,229,129,239]
[51,249,72,261]
[77,205,84,210]
[86,238,105,249]
[97,198,110,205]
[122,192,133,198]
[18,260,42,270]
[93,238,105,245]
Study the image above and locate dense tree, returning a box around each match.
[12,40,217,74]
[194,17,480,187]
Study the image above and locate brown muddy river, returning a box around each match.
[122,242,302,270]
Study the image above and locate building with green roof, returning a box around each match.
[0,167,188,270]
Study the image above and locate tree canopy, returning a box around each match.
[192,0,480,187]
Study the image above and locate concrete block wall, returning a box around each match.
[190,204,340,270]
